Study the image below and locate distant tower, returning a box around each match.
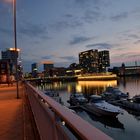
[42,61,54,77]
[1,48,20,74]
[44,63,54,70]
[31,63,38,78]
[98,50,110,72]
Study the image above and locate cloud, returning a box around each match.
[110,12,128,21]
[18,22,49,40]
[70,36,92,45]
[50,19,83,31]
[113,46,125,51]
[83,11,100,23]
[1,0,12,3]
[127,54,140,58]
[74,0,87,4]
[0,4,10,14]
[41,55,54,60]
[0,27,13,48]
[51,12,83,31]
[54,62,71,68]
[128,34,139,39]
[59,56,77,62]
[117,30,140,42]
[86,43,112,49]
[72,0,91,8]
[111,52,140,65]
[72,0,112,11]
[73,0,103,7]
[64,14,74,18]
[0,40,11,50]
[51,0,109,31]
[52,0,107,31]
[0,0,7,4]
[54,56,78,68]
[83,10,103,23]
[134,40,140,44]
[114,52,140,59]
[0,27,12,35]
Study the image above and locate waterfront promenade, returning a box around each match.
[0,83,39,140]
[0,82,112,140]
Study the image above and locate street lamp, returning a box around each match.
[13,0,19,99]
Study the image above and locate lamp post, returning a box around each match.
[13,0,19,99]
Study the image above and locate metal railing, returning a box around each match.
[24,82,112,140]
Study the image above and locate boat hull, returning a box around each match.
[84,104,119,117]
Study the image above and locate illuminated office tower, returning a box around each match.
[98,50,110,72]
[79,49,110,73]
[79,49,99,73]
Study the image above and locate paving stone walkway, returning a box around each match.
[0,83,40,140]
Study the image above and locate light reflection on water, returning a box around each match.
[38,77,140,140]
[118,77,140,97]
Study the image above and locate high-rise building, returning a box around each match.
[2,48,20,61]
[1,48,20,74]
[31,63,38,77]
[31,63,38,72]
[79,49,99,73]
[98,50,110,72]
[79,49,110,73]
[43,61,54,77]
[44,63,54,70]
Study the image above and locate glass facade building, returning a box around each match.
[79,49,110,73]
[79,49,99,73]
[98,50,110,72]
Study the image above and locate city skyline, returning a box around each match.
[1,0,140,72]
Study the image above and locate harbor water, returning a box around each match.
[37,76,140,140]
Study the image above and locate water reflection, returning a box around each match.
[125,109,140,121]
[118,76,140,97]
[37,77,140,140]
[77,80,117,95]
[87,113,124,130]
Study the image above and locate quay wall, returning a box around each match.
[77,74,117,81]
[26,74,117,83]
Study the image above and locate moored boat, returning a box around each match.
[84,95,123,117]
[133,95,140,103]
[110,96,140,112]
[69,93,88,106]
[44,90,63,104]
[102,87,128,101]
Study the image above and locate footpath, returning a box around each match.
[0,83,40,140]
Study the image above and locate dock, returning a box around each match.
[0,82,112,140]
[0,83,39,140]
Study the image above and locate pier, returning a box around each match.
[0,83,39,140]
[0,82,112,140]
[26,73,117,85]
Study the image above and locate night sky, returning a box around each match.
[1,0,140,72]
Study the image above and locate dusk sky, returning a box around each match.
[1,0,140,72]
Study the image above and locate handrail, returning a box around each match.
[25,82,112,140]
